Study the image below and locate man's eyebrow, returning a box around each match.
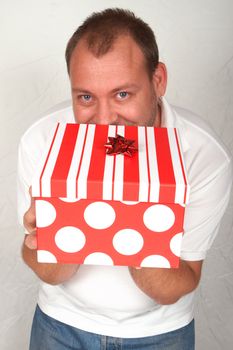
[111,84,140,93]
[71,84,140,94]
[72,87,92,94]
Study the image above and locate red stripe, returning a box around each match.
[76,125,89,198]
[112,126,120,200]
[145,128,151,203]
[154,128,176,202]
[110,128,117,201]
[87,125,109,199]
[174,129,188,203]
[112,155,116,201]
[51,124,79,197]
[123,126,140,201]
[39,123,60,196]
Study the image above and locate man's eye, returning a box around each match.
[117,91,129,99]
[79,94,92,102]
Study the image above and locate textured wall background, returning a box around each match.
[0,0,232,349]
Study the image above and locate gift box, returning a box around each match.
[32,123,189,268]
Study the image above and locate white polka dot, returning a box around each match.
[140,255,171,268]
[84,202,116,229]
[37,250,57,263]
[143,204,175,232]
[36,200,57,227]
[170,232,183,257]
[84,253,114,265]
[59,197,80,202]
[113,229,144,255]
[55,226,86,253]
[120,201,139,205]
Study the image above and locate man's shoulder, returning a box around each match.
[173,105,218,138]
[170,103,232,190]
[172,104,231,164]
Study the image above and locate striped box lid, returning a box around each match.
[32,123,189,204]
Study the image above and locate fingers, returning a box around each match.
[24,232,37,250]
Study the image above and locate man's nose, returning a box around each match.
[93,101,118,125]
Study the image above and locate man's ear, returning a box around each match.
[152,62,167,97]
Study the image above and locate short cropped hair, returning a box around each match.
[65,8,159,78]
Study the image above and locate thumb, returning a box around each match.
[23,186,36,233]
[29,186,35,208]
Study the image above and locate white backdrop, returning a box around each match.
[0,1,233,349]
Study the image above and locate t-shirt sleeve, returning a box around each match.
[180,160,232,261]
[17,137,34,227]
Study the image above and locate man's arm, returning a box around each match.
[22,191,79,285]
[129,259,202,305]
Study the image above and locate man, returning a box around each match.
[18,8,232,350]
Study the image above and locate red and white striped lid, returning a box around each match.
[32,123,189,204]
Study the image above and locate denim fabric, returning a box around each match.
[29,305,195,350]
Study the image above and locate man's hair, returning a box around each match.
[65,8,159,77]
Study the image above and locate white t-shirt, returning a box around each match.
[17,98,232,338]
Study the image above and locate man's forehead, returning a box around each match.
[70,35,146,69]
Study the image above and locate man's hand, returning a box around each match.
[22,188,79,285]
[23,187,37,249]
[129,259,203,305]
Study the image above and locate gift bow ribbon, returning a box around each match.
[104,134,137,157]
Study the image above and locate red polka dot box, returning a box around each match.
[32,123,189,268]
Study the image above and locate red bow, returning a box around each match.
[104,134,137,157]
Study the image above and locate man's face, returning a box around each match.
[69,35,167,127]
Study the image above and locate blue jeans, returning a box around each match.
[29,305,195,350]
